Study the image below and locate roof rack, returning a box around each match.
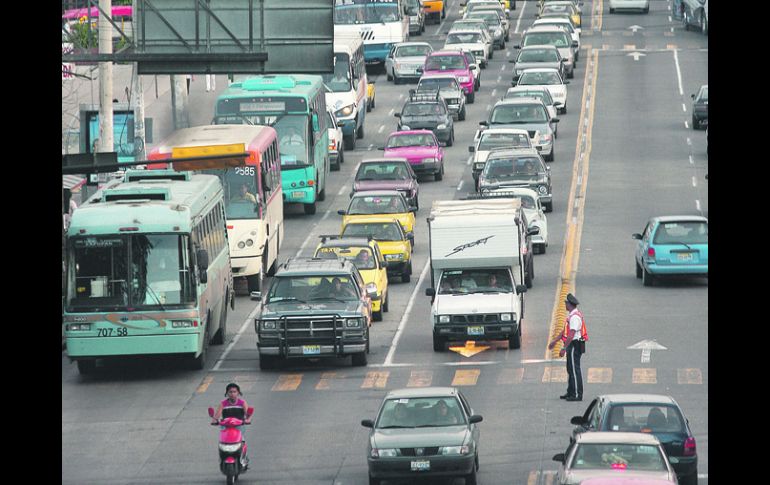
[408,89,441,103]
[318,234,374,243]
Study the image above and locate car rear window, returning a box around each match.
[571,443,668,472]
[523,32,570,47]
[652,222,708,245]
[425,55,466,70]
[403,102,446,116]
[606,404,686,434]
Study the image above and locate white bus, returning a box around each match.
[324,33,368,150]
[333,0,410,66]
[149,125,284,293]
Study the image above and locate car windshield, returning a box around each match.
[315,246,377,270]
[523,32,570,47]
[438,269,513,294]
[343,222,404,241]
[419,77,459,90]
[519,71,562,85]
[518,49,559,62]
[395,44,432,57]
[468,12,501,27]
[453,21,486,32]
[543,4,575,15]
[425,55,466,70]
[506,90,551,105]
[386,134,437,148]
[376,397,466,428]
[478,132,531,151]
[490,104,548,124]
[537,21,574,33]
[605,404,687,434]
[403,102,446,116]
[697,86,708,101]
[570,443,668,472]
[653,221,708,245]
[356,162,411,181]
[446,32,482,44]
[267,275,358,303]
[484,157,543,179]
[348,195,408,214]
[334,2,400,24]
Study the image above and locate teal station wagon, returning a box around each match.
[632,216,708,286]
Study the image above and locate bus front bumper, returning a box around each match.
[65,333,201,358]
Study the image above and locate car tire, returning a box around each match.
[304,201,317,215]
[679,472,698,485]
[414,196,419,211]
[609,7,615,13]
[383,292,389,312]
[77,359,97,375]
[357,119,365,139]
[489,49,493,59]
[373,308,383,322]
[352,351,368,367]
[345,134,356,151]
[433,334,445,352]
[393,73,400,85]
[386,72,393,81]
[435,163,444,181]
[402,262,412,283]
[544,201,553,213]
[545,149,554,162]
[447,130,454,146]
[368,476,381,485]
[331,158,341,171]
[561,103,567,114]
[636,260,643,278]
[692,115,699,130]
[459,105,467,121]
[525,262,533,289]
[465,466,478,485]
[509,326,521,349]
[467,91,475,104]
[642,266,655,287]
[540,243,547,255]
[700,12,708,35]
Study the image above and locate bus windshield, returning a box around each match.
[321,53,353,93]
[66,234,195,311]
[334,0,400,25]
[202,168,261,220]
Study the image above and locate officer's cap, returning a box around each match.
[565,293,579,306]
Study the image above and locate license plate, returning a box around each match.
[292,191,305,199]
[411,460,430,471]
[677,252,694,261]
[468,326,484,336]
[302,345,321,355]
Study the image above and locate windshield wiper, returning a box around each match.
[269,296,307,304]
[377,425,414,429]
[667,241,693,250]
[310,297,352,303]
[144,284,166,311]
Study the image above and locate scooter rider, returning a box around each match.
[212,383,252,459]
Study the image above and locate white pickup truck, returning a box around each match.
[425,199,528,351]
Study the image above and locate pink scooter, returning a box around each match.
[208,406,254,485]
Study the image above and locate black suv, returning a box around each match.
[394,91,455,146]
[252,257,374,369]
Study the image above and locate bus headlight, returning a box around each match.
[67,323,91,331]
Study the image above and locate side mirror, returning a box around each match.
[552,453,566,463]
[516,284,527,293]
[564,80,570,85]
[551,118,560,123]
[479,121,489,126]
[570,416,585,426]
[514,44,521,49]
[312,113,320,132]
[691,94,696,99]
[470,64,477,70]
[197,249,209,284]
[416,67,424,74]
[469,415,483,424]
[425,288,435,297]
[361,419,374,428]
[468,146,475,153]
[632,233,643,240]
[508,60,516,63]
[394,113,401,118]
[381,260,389,268]
[208,407,215,418]
[337,209,347,215]
[554,102,564,107]
[407,232,415,242]
[250,291,262,301]
[367,287,378,298]
[410,206,418,213]
[572,40,579,47]
[511,80,517,86]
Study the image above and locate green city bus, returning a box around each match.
[62,169,234,374]
[215,75,330,215]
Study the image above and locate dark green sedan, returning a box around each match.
[361,387,483,485]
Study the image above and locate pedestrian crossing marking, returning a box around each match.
[623,44,636,50]
[452,369,481,386]
[406,370,433,387]
[632,368,657,384]
[496,368,524,385]
[677,368,702,385]
[667,44,678,50]
[272,374,303,391]
[361,371,390,389]
[528,470,557,485]
[587,367,612,384]
[315,372,338,390]
[543,366,568,383]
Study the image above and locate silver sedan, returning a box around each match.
[385,42,434,84]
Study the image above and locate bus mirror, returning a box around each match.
[312,113,320,132]
[197,249,209,271]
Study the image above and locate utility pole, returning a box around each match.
[131,0,146,160]
[98,0,114,154]
[170,75,191,130]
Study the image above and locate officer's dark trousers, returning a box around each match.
[566,342,583,398]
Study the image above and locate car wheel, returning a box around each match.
[465,466,478,485]
[525,262,533,289]
[489,49,493,59]
[642,266,655,287]
[331,158,341,171]
[545,148,554,162]
[700,12,707,34]
[386,71,393,81]
[636,260,643,278]
[433,334,445,352]
[679,472,698,485]
[540,243,547,255]
[447,130,454,146]
[371,94,375,109]
[467,91,475,104]
[692,115,698,130]
[357,119,365,139]
[383,292,389,312]
[435,163,444,181]
[509,326,521,349]
[545,201,553,213]
[368,475,381,485]
[304,201,317,215]
[373,308,383,322]
[345,133,356,151]
[459,105,467,121]
[393,73,400,85]
[561,103,567,114]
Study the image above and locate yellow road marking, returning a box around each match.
[448,340,490,357]
[632,368,657,384]
[196,375,214,394]
[587,367,612,384]
[315,372,338,390]
[272,374,303,391]
[592,0,603,31]
[406,370,433,387]
[451,369,481,386]
[677,368,702,385]
[543,366,568,383]
[496,368,524,385]
[361,371,390,389]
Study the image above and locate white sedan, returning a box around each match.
[444,30,490,67]
[384,42,434,84]
[531,17,581,61]
[485,187,549,253]
[514,68,569,114]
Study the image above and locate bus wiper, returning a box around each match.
[144,284,166,311]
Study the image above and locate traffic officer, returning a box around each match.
[548,293,588,401]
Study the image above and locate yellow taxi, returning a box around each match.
[314,236,390,321]
[367,82,376,112]
[340,218,414,283]
[338,190,416,237]
[421,0,445,23]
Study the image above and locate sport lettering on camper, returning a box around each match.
[446,235,495,258]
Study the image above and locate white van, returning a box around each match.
[325,32,368,150]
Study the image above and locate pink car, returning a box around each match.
[381,130,445,181]
[420,50,476,103]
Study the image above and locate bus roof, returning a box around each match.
[69,172,222,236]
[333,32,364,53]
[222,74,324,97]
[148,125,277,162]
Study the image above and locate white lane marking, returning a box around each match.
[338,184,348,196]
[686,137,692,146]
[212,304,262,371]
[294,208,335,258]
[692,176,697,187]
[672,49,683,96]
[388,108,395,116]
[684,121,689,129]
[383,261,431,367]
[695,199,701,211]
[689,155,694,165]
[457,180,464,191]
[491,89,497,97]
[378,125,385,133]
[500,64,505,71]
[497,75,502,82]
[486,104,492,111]
[682,103,687,112]
[514,0,526,33]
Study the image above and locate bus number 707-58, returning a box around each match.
[98,328,129,337]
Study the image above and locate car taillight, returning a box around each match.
[647,247,656,258]
[684,437,696,456]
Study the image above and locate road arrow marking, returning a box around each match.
[449,340,490,358]
[629,25,644,33]
[627,51,647,61]
[627,340,667,363]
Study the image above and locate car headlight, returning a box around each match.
[458,76,470,83]
[385,253,404,261]
[440,445,471,455]
[335,104,355,118]
[539,134,552,144]
[345,318,362,328]
[438,315,451,324]
[366,283,378,294]
[500,313,514,322]
[219,443,243,453]
[261,320,277,330]
[474,162,485,170]
[371,448,398,458]
[538,185,548,194]
[422,157,438,164]
[437,123,447,130]
[400,125,411,131]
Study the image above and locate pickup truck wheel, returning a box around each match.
[509,327,521,349]
[401,269,411,283]
[433,335,445,352]
[352,351,368,367]
[369,475,381,485]
[465,465,478,485]
[345,133,356,150]
[373,308,383,322]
